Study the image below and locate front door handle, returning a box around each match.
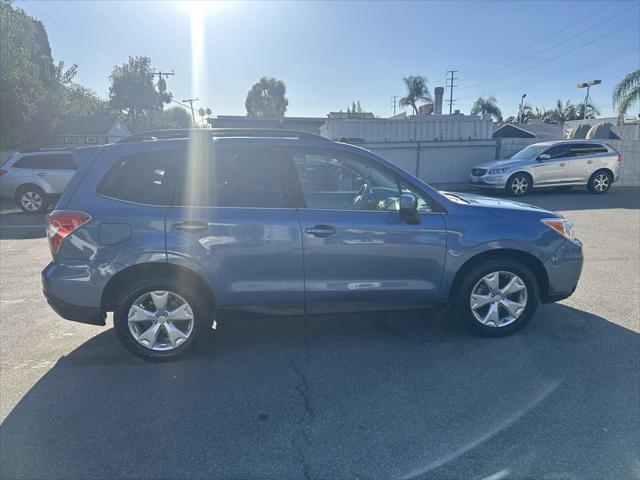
[559,163,567,167]
[174,220,208,232]
[304,225,336,237]
[36,172,47,176]
[586,159,594,164]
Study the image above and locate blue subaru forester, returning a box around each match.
[42,129,583,360]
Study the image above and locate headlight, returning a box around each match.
[488,167,509,175]
[541,218,575,241]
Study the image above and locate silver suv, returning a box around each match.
[0,150,78,213]
[470,140,621,196]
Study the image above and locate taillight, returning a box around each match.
[609,144,622,162]
[46,210,91,255]
[0,169,7,176]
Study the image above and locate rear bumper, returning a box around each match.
[541,238,584,303]
[43,289,106,326]
[41,260,123,326]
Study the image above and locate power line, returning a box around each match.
[460,17,639,93]
[459,3,637,84]
[458,0,618,75]
[446,70,458,114]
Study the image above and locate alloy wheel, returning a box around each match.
[21,191,43,212]
[127,290,195,351]
[593,173,610,192]
[469,271,528,328]
[510,177,529,195]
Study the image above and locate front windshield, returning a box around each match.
[510,144,547,159]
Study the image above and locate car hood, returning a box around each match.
[473,158,529,170]
[442,191,561,217]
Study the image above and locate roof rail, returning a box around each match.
[116,128,329,143]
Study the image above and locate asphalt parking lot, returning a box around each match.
[0,187,638,480]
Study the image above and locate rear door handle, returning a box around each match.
[586,159,594,164]
[36,172,47,176]
[559,163,567,167]
[304,225,336,237]
[174,220,208,232]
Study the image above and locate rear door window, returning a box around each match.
[97,149,183,205]
[13,153,76,169]
[177,145,295,208]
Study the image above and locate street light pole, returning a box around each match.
[577,80,601,120]
[519,94,527,123]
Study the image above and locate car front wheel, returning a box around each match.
[114,279,209,360]
[452,259,539,336]
[506,173,531,196]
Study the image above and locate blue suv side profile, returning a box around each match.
[42,129,583,360]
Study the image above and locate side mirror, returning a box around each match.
[538,153,551,161]
[399,193,420,224]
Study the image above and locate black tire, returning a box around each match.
[15,185,48,213]
[505,173,532,197]
[556,186,572,191]
[587,170,612,194]
[113,277,211,361]
[451,259,539,337]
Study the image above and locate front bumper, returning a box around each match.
[542,238,584,303]
[470,175,508,189]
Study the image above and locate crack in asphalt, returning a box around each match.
[289,319,314,480]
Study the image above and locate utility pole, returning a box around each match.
[391,96,399,116]
[446,70,458,114]
[519,93,527,123]
[182,98,199,125]
[577,79,601,119]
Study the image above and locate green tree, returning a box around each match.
[612,69,640,118]
[0,0,76,147]
[575,101,600,120]
[63,84,109,116]
[245,77,288,117]
[126,106,192,133]
[399,75,431,115]
[470,95,502,121]
[109,56,167,119]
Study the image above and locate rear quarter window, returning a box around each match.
[97,149,183,205]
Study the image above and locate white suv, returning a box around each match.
[470,140,622,196]
[0,150,78,213]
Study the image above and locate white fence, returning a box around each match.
[322,115,493,143]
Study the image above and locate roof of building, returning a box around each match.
[56,116,125,136]
[492,123,536,138]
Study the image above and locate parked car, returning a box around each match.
[470,140,621,196]
[0,150,78,213]
[42,129,584,360]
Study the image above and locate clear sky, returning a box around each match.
[14,0,640,119]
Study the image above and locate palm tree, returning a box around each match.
[399,76,432,115]
[576,101,600,120]
[612,68,640,118]
[544,99,578,123]
[523,105,546,123]
[470,96,502,121]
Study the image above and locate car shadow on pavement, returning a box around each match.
[0,211,46,240]
[1,304,638,479]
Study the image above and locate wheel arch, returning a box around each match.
[101,262,216,314]
[590,167,615,180]
[14,182,45,201]
[448,248,549,304]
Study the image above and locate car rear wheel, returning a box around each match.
[587,170,612,194]
[114,279,209,360]
[506,173,531,197]
[16,186,47,213]
[452,259,539,336]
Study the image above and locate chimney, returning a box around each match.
[434,87,444,115]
